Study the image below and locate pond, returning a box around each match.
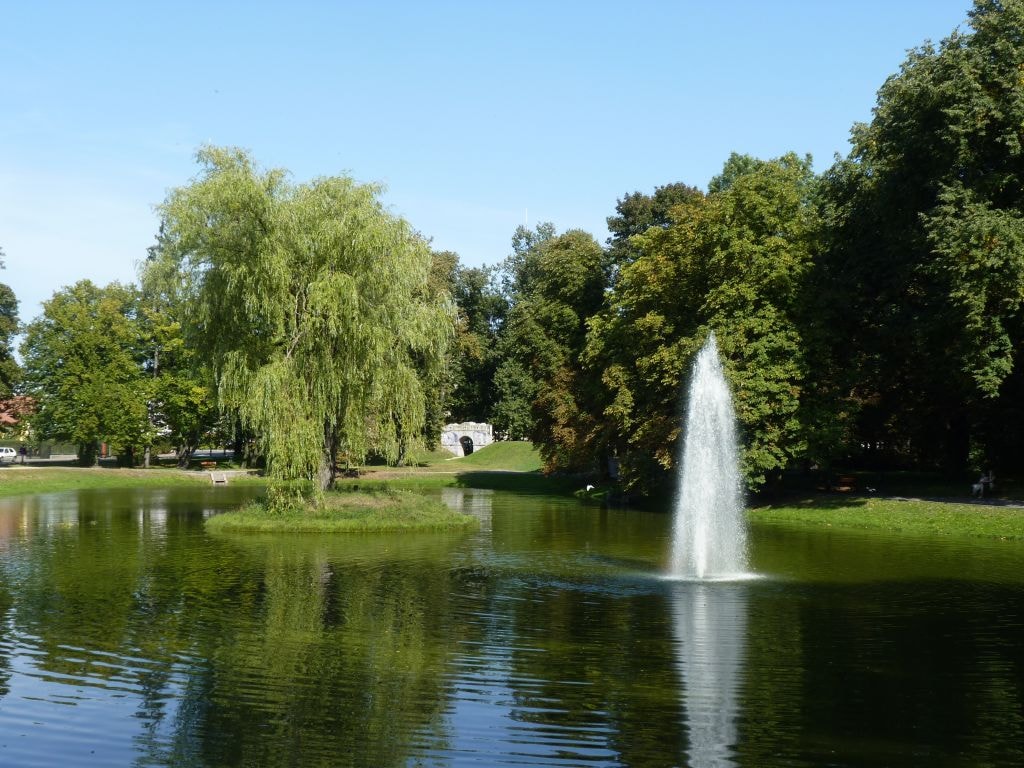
[0,485,1022,767]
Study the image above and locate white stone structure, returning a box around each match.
[440,422,494,457]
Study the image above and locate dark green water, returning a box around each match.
[0,486,1022,767]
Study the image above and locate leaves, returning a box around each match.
[816,0,1024,471]
[21,281,150,462]
[153,147,455,488]
[590,154,818,490]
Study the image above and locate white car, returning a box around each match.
[0,447,16,463]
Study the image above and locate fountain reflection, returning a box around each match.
[671,581,748,768]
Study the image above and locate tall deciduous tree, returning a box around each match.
[588,154,819,491]
[153,147,454,491]
[817,0,1024,472]
[494,226,610,469]
[606,182,701,269]
[21,281,150,465]
[490,223,556,440]
[0,248,20,400]
[446,263,507,424]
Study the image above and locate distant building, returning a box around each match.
[440,422,494,457]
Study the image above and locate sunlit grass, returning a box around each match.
[373,441,543,474]
[749,495,1024,539]
[0,466,219,498]
[206,487,479,533]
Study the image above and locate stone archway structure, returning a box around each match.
[440,422,494,457]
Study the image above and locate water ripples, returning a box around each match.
[0,487,1022,766]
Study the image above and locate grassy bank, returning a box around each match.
[442,441,543,472]
[206,487,479,533]
[0,466,226,498]
[750,495,1024,540]
[360,441,588,496]
[350,470,582,496]
[386,441,544,474]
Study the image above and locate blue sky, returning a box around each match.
[2,1,972,324]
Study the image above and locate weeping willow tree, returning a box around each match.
[151,147,454,492]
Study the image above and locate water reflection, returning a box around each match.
[0,487,1023,766]
[671,583,748,768]
[442,487,494,533]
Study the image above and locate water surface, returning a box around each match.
[0,486,1021,766]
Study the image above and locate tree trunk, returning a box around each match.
[318,424,338,491]
[144,445,151,469]
[79,442,99,467]
[177,444,195,469]
[232,418,248,466]
[118,446,135,468]
[317,456,333,492]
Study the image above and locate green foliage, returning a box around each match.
[605,182,701,267]
[140,244,222,466]
[154,147,455,490]
[816,0,1024,472]
[489,223,559,439]
[20,281,150,464]
[490,357,536,440]
[0,248,20,400]
[446,263,507,423]
[493,227,611,468]
[589,154,819,490]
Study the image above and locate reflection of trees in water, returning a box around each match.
[173,545,461,767]
[497,581,687,765]
[0,492,466,767]
[0,587,13,701]
[5,489,1024,766]
[754,582,1024,766]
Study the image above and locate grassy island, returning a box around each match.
[205,487,479,534]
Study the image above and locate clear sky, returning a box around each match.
[2,0,972,325]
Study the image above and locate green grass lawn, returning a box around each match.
[385,441,543,473]
[447,442,543,472]
[206,487,479,533]
[750,495,1024,539]
[0,466,218,498]
[353,441,584,495]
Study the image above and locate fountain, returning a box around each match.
[669,332,748,579]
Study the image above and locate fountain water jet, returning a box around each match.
[669,333,748,579]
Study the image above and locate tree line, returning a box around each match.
[7,0,1024,495]
[442,0,1024,493]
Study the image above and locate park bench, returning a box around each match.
[200,460,217,470]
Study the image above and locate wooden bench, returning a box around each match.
[200,461,217,470]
